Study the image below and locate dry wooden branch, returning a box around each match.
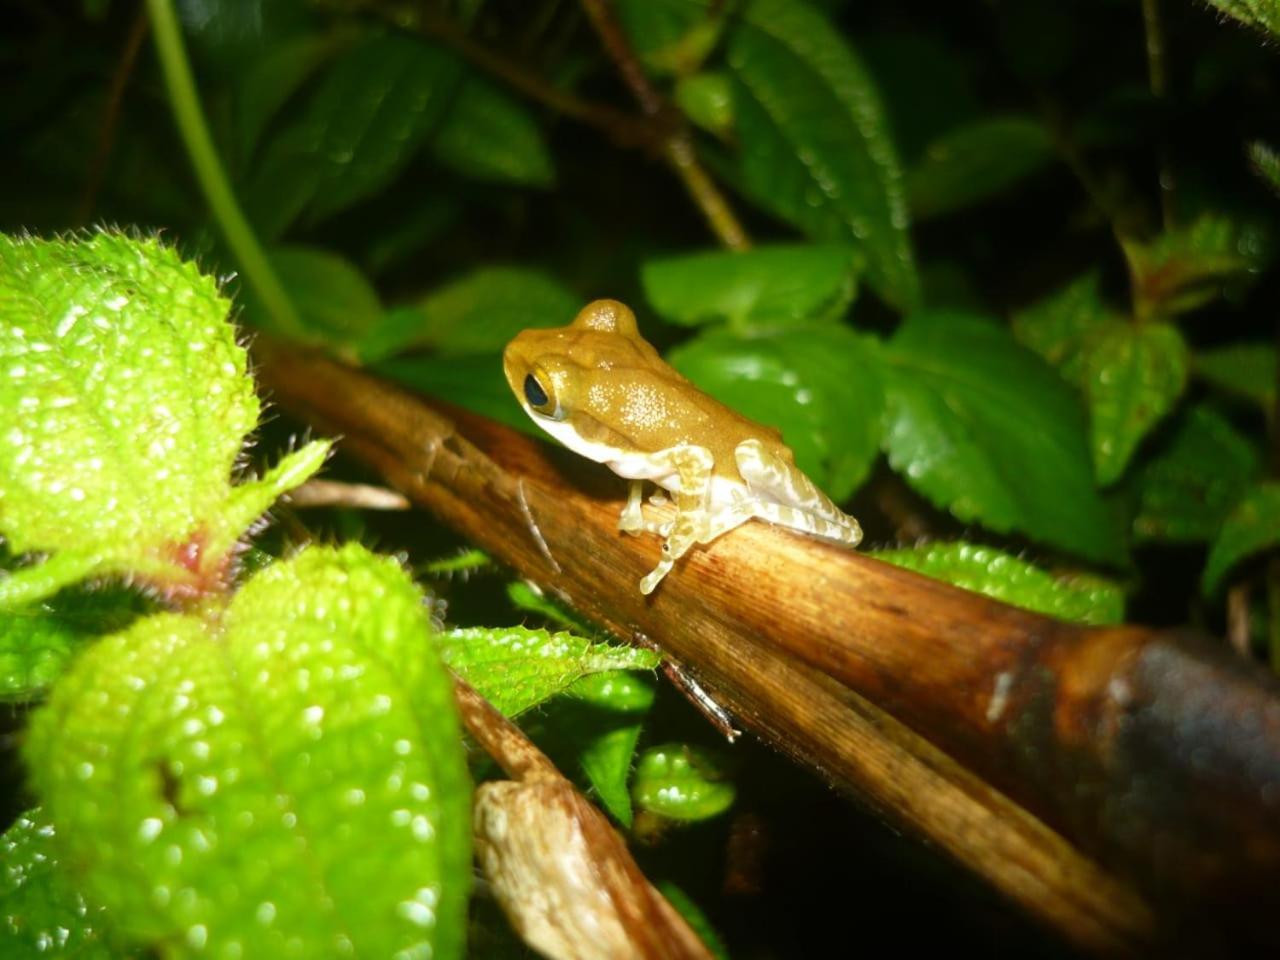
[256,343,1280,954]
[455,679,712,960]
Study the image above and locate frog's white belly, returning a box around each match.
[530,414,741,500]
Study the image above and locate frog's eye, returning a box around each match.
[523,373,550,408]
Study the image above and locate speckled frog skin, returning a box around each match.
[503,299,862,594]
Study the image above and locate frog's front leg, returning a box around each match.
[735,439,863,546]
[618,481,671,536]
[633,445,715,595]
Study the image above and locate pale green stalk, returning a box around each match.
[145,0,304,336]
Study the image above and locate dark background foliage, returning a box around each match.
[3,0,1279,955]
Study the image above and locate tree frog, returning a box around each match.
[503,299,862,594]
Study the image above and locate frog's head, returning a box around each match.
[503,299,654,426]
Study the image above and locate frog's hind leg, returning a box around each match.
[734,438,863,546]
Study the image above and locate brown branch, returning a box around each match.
[257,344,1280,953]
[455,678,713,959]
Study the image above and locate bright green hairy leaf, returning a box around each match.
[254,244,382,345]
[0,232,330,607]
[1122,213,1270,321]
[25,544,472,959]
[884,311,1126,565]
[906,115,1053,220]
[675,72,735,138]
[669,324,884,501]
[0,809,127,958]
[1201,0,1280,38]
[437,625,660,719]
[246,34,462,237]
[360,265,579,362]
[1013,273,1188,485]
[1194,342,1276,412]
[432,73,554,187]
[632,744,735,822]
[0,585,146,702]
[723,0,920,310]
[642,245,859,328]
[1203,483,1280,594]
[1131,404,1260,542]
[420,547,493,579]
[872,542,1124,625]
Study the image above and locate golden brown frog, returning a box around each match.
[503,300,862,593]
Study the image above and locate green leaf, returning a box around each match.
[1122,213,1270,321]
[1204,483,1280,594]
[641,244,859,328]
[632,744,735,822]
[656,883,730,960]
[0,584,147,702]
[884,311,1126,565]
[438,625,661,718]
[871,542,1124,625]
[249,244,382,345]
[1248,141,1280,197]
[567,671,657,827]
[1194,342,1276,412]
[615,1,727,75]
[0,232,327,606]
[1200,0,1280,38]
[375,353,534,434]
[1068,321,1189,485]
[506,580,594,635]
[1013,273,1189,484]
[724,0,919,310]
[420,547,493,579]
[674,72,735,137]
[432,73,554,186]
[25,543,472,958]
[360,266,579,362]
[668,324,884,500]
[0,809,127,958]
[1011,272,1114,371]
[906,116,1053,220]
[246,34,462,237]
[233,30,354,168]
[1130,405,1260,542]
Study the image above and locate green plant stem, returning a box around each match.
[1140,0,1176,230]
[145,0,303,338]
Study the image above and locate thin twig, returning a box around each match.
[287,480,410,510]
[1140,0,1176,230]
[77,4,150,224]
[578,0,750,249]
[1226,581,1252,656]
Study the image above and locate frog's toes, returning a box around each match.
[639,562,672,595]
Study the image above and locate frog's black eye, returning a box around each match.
[523,373,549,408]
